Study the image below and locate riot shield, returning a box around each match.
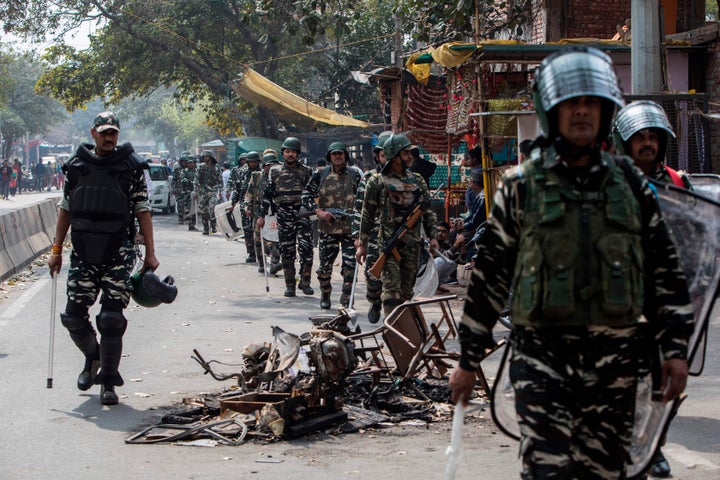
[261,215,279,243]
[491,182,720,478]
[213,201,244,241]
[413,247,439,299]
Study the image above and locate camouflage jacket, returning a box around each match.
[228,164,246,204]
[260,163,313,217]
[302,165,360,235]
[180,166,196,193]
[359,167,437,246]
[458,147,694,370]
[171,164,183,194]
[244,169,268,217]
[193,162,222,195]
[352,167,380,238]
[650,163,694,190]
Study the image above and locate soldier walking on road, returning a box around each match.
[449,47,693,479]
[353,132,391,323]
[47,111,159,405]
[172,155,188,224]
[257,137,315,297]
[245,151,281,274]
[302,142,361,309]
[356,133,438,317]
[194,150,222,235]
[230,151,261,261]
[180,157,197,231]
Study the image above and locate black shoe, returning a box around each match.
[301,286,314,295]
[245,255,257,264]
[202,230,209,235]
[77,359,100,391]
[320,293,331,309]
[284,287,296,297]
[269,262,282,275]
[189,225,197,231]
[368,303,382,324]
[339,293,350,308]
[258,265,265,273]
[651,449,671,478]
[100,385,119,405]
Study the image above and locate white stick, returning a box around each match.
[47,273,58,388]
[445,402,465,480]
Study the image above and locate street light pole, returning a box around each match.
[631,0,665,94]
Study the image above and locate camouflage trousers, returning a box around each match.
[242,207,254,250]
[510,325,641,480]
[277,210,313,288]
[363,230,383,306]
[176,192,194,226]
[65,240,136,308]
[316,232,356,295]
[198,192,218,226]
[380,241,420,316]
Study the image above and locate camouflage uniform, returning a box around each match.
[261,161,314,295]
[172,161,185,224]
[245,167,280,272]
[194,158,222,234]
[459,146,694,479]
[231,160,261,261]
[359,167,437,316]
[302,164,361,308]
[178,161,197,230]
[353,167,383,311]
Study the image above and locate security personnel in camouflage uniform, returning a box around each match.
[180,156,197,230]
[614,99,691,479]
[230,152,260,262]
[47,111,159,406]
[172,155,188,224]
[194,150,222,235]
[356,133,439,317]
[245,151,282,274]
[449,47,694,479]
[353,131,391,322]
[302,142,361,309]
[257,137,314,297]
[614,100,693,189]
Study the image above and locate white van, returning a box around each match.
[148,164,176,214]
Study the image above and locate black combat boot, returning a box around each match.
[211,220,217,234]
[100,385,119,405]
[284,286,296,297]
[339,292,350,308]
[202,221,210,235]
[651,449,670,478]
[320,292,331,309]
[61,313,100,391]
[368,302,382,324]
[298,263,314,295]
[269,262,282,275]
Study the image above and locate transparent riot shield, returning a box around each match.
[491,181,720,479]
[214,201,244,241]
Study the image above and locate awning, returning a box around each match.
[231,67,369,130]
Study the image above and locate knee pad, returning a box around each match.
[96,310,128,338]
[66,302,89,318]
[60,312,91,332]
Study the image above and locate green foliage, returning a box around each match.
[708,0,719,20]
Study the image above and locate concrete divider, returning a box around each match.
[0,198,58,281]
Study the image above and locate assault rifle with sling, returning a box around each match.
[368,184,444,280]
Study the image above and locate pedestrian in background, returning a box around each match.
[450,47,693,479]
[0,159,13,200]
[47,111,159,406]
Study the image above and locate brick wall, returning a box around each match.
[565,2,629,39]
[705,40,720,172]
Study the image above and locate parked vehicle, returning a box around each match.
[148,164,176,214]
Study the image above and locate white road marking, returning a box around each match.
[0,277,51,319]
[664,443,720,470]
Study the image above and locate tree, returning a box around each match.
[0,49,65,160]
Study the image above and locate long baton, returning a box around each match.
[445,402,465,479]
[345,262,360,327]
[47,273,58,388]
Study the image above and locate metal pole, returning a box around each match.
[260,237,269,294]
[47,273,58,388]
[631,0,664,94]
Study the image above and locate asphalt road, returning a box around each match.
[0,206,718,480]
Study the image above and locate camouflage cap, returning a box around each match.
[93,111,120,133]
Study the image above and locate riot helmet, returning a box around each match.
[262,152,280,166]
[281,137,302,153]
[326,141,348,162]
[238,152,248,166]
[383,133,412,160]
[131,269,178,308]
[374,131,393,153]
[246,151,260,163]
[533,46,625,142]
[613,100,675,161]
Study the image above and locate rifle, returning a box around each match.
[368,184,444,280]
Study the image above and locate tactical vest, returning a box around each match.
[511,152,645,327]
[380,171,423,224]
[271,164,312,208]
[65,147,140,265]
[318,166,358,235]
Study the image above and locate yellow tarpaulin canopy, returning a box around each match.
[231,67,369,130]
